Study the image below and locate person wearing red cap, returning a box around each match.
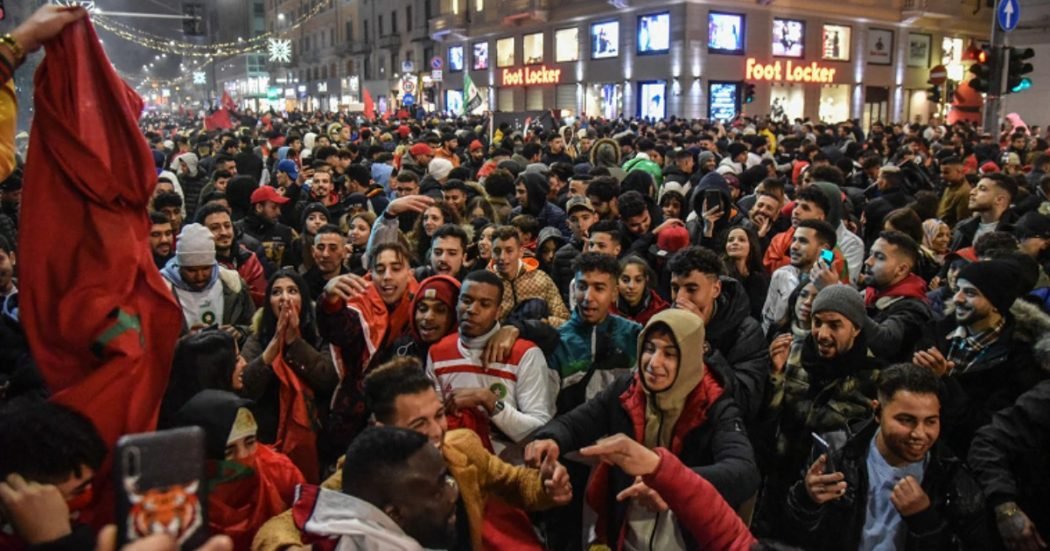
[466,140,486,176]
[235,185,295,267]
[401,143,435,179]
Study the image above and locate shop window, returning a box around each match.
[819,84,850,122]
[591,20,619,59]
[821,24,851,61]
[555,28,579,63]
[637,12,669,55]
[524,32,544,65]
[708,12,745,55]
[556,84,577,115]
[638,81,666,119]
[449,45,464,72]
[772,18,804,58]
[473,42,489,70]
[708,81,739,121]
[497,37,515,67]
[497,88,514,111]
[526,87,544,110]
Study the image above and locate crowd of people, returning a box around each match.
[1,5,1050,551]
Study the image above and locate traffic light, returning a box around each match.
[743,82,756,104]
[969,47,992,93]
[182,1,204,36]
[1006,47,1034,94]
[926,84,942,103]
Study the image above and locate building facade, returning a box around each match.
[426,0,991,124]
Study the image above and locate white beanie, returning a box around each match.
[176,223,216,267]
[428,157,454,181]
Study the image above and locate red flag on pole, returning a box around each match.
[363,87,375,120]
[20,18,183,523]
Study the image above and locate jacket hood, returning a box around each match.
[537,226,566,252]
[811,181,844,228]
[519,172,549,215]
[172,152,200,178]
[172,389,252,460]
[293,486,424,551]
[706,276,751,342]
[590,138,621,169]
[637,309,706,414]
[863,273,929,307]
[1009,299,1050,372]
[409,275,461,343]
[692,171,732,215]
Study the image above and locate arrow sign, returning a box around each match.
[998,0,1019,32]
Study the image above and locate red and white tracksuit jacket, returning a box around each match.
[426,324,558,448]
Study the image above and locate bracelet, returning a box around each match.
[995,503,1022,519]
[0,34,25,65]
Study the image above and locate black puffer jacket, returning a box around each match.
[787,421,988,551]
[234,212,295,268]
[705,276,770,425]
[686,172,746,249]
[551,239,582,305]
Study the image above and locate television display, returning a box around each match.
[708,12,744,54]
[637,13,670,54]
[446,90,464,114]
[639,81,666,120]
[709,81,739,121]
[591,20,619,59]
[448,46,464,72]
[473,42,488,70]
[772,18,805,58]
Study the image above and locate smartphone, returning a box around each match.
[811,432,836,474]
[704,189,722,210]
[820,248,835,266]
[115,427,209,549]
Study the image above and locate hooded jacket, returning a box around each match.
[811,181,865,285]
[589,138,627,182]
[161,262,256,342]
[235,212,295,268]
[534,310,759,550]
[511,173,571,239]
[686,172,745,250]
[704,277,771,425]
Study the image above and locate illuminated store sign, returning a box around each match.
[501,65,563,86]
[745,58,837,83]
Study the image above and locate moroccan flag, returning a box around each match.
[221,89,237,112]
[204,107,233,130]
[363,87,375,120]
[271,349,321,483]
[20,18,183,521]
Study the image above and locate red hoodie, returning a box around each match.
[864,273,929,307]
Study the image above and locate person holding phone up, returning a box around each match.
[787,364,988,550]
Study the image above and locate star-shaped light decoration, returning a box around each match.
[192,71,206,85]
[267,38,292,63]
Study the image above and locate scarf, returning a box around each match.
[864,273,929,308]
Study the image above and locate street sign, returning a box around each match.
[403,93,416,106]
[401,60,415,73]
[402,79,416,93]
[432,69,443,81]
[929,65,948,85]
[998,0,1019,32]
[431,56,443,70]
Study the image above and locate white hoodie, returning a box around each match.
[296,486,424,551]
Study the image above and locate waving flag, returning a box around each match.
[463,74,486,115]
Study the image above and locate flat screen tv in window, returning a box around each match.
[639,81,666,120]
[591,20,619,59]
[708,81,739,121]
[772,18,805,58]
[708,12,745,55]
[448,46,464,72]
[637,13,669,54]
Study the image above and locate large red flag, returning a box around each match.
[221,89,237,112]
[363,87,375,120]
[204,107,233,130]
[271,349,320,484]
[20,18,183,521]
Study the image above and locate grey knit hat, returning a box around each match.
[812,284,866,329]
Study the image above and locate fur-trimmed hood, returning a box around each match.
[1010,299,1050,373]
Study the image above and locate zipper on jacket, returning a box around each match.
[648,409,666,551]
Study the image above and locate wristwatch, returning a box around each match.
[492,400,505,415]
[0,34,25,66]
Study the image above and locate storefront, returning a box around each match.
[431,5,985,124]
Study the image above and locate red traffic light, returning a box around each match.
[977,49,990,64]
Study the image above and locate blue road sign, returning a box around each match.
[431,56,443,70]
[998,0,1020,32]
[402,93,416,106]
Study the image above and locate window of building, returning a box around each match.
[378,15,384,36]
[476,0,483,11]
[497,37,514,67]
[452,0,459,15]
[473,42,489,70]
[772,18,805,58]
[821,24,851,61]
[392,11,398,33]
[346,20,353,42]
[590,20,619,59]
[523,32,543,65]
[364,20,369,42]
[555,27,578,62]
[449,45,464,71]
[406,6,413,31]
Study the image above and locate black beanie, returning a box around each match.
[957,260,1023,315]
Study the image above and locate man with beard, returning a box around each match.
[543,134,574,165]
[491,225,570,327]
[303,225,350,302]
[236,187,295,267]
[160,224,256,343]
[787,364,987,549]
[668,246,768,424]
[413,224,469,282]
[936,156,971,228]
[762,220,837,334]
[913,259,1050,456]
[950,173,1018,252]
[198,202,269,307]
[856,232,933,363]
[148,211,175,269]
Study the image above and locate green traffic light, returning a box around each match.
[1011,77,1032,93]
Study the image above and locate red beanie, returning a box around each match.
[656,226,690,254]
[410,275,461,340]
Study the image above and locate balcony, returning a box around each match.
[429,11,468,41]
[502,0,549,26]
[378,34,402,50]
[902,0,960,20]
